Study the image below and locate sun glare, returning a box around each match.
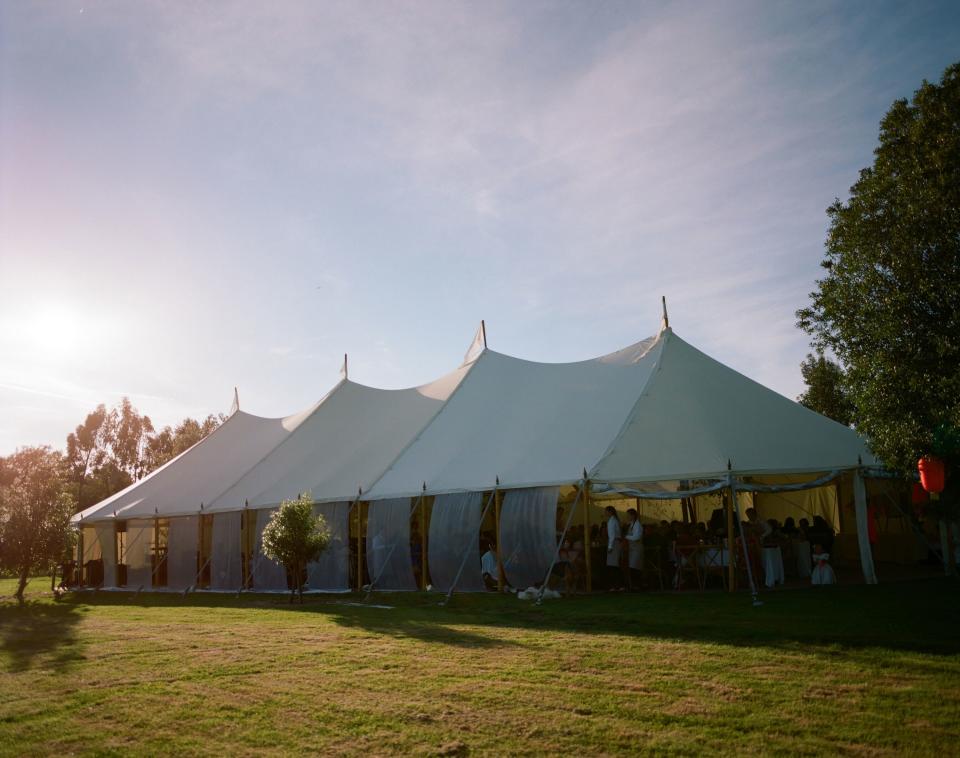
[14,305,90,361]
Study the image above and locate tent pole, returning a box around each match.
[853,468,878,585]
[583,480,593,593]
[536,483,585,605]
[729,474,761,606]
[441,488,497,606]
[726,488,735,592]
[356,501,364,592]
[495,489,504,592]
[420,494,428,590]
[77,528,85,587]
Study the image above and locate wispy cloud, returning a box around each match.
[2,0,957,452]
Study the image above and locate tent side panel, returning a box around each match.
[210,511,242,590]
[366,498,416,590]
[428,492,485,592]
[125,519,154,589]
[307,502,350,591]
[501,487,559,589]
[166,516,199,590]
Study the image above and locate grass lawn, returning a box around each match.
[1,578,959,756]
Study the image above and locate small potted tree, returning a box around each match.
[260,492,330,604]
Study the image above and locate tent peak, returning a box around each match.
[463,321,487,365]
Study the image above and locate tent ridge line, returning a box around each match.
[586,330,669,480]
[362,350,488,500]
[208,377,351,512]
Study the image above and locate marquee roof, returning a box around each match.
[76,325,875,524]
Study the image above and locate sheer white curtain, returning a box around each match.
[125,519,154,589]
[366,498,416,590]
[166,516,199,590]
[210,511,242,590]
[94,523,116,587]
[428,492,485,592]
[308,501,350,592]
[500,487,559,589]
[252,508,288,591]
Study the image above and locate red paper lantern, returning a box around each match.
[911,482,929,505]
[918,455,946,494]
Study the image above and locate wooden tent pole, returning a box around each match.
[356,500,364,592]
[420,494,428,590]
[495,489,504,592]
[726,488,736,592]
[583,480,593,592]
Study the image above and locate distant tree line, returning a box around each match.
[0,398,223,602]
[66,398,224,512]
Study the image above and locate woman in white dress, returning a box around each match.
[624,508,644,590]
[810,543,836,585]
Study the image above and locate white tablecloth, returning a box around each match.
[697,547,730,568]
[762,546,784,588]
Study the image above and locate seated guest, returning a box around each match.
[480,542,502,591]
[811,543,836,585]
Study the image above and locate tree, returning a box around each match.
[797,353,854,426]
[0,447,76,604]
[65,404,114,511]
[797,62,960,513]
[259,493,330,604]
[145,414,224,473]
[112,397,154,481]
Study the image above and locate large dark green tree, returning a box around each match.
[797,63,960,496]
[797,353,854,426]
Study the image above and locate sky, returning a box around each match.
[1,1,958,455]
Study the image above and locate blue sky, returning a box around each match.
[1,1,958,454]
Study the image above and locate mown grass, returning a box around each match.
[1,577,958,756]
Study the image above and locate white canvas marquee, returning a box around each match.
[73,321,881,592]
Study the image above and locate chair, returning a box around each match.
[699,545,728,590]
[672,543,701,590]
[643,545,666,590]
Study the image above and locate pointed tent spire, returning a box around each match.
[464,320,487,364]
[661,296,670,330]
[340,353,348,380]
[229,387,239,415]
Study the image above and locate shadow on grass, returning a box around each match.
[0,600,85,673]
[62,577,960,657]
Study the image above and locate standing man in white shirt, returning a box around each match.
[605,505,623,591]
[624,507,644,590]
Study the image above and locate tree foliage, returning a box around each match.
[0,447,76,603]
[64,399,224,511]
[797,353,854,427]
[797,62,960,490]
[259,493,330,603]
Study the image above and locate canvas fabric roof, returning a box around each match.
[206,364,471,511]
[364,328,874,499]
[589,329,877,483]
[364,336,663,499]
[73,406,316,524]
[76,325,876,524]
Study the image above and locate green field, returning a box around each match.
[1,578,958,756]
